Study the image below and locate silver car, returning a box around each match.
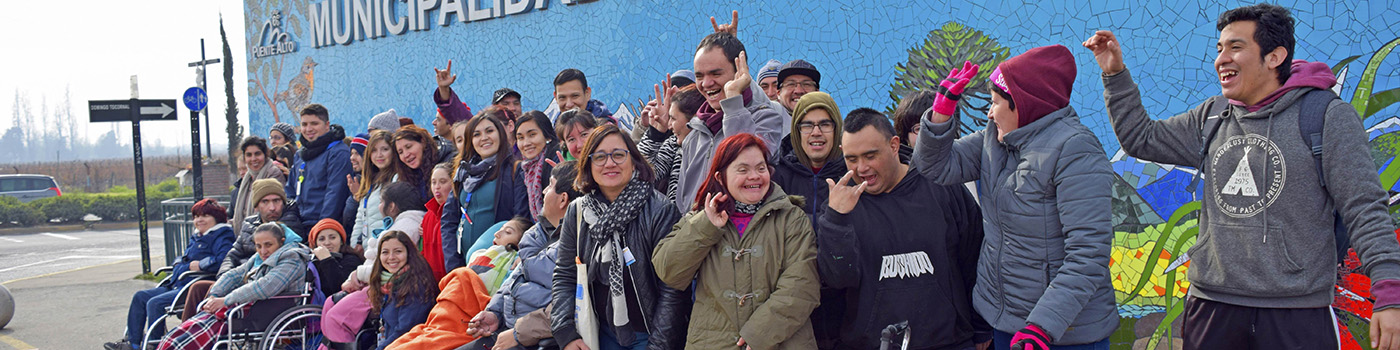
[0,174,62,202]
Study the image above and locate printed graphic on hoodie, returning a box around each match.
[1211,134,1286,218]
[879,251,936,280]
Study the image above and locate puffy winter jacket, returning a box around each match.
[654,185,819,349]
[914,106,1118,344]
[485,218,560,328]
[168,224,237,289]
[351,186,385,249]
[550,190,689,350]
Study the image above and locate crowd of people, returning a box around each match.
[104,4,1400,350]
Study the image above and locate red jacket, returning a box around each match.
[422,197,447,281]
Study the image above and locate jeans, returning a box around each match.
[992,330,1109,350]
[597,326,649,350]
[126,286,178,346]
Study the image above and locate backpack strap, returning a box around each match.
[1187,96,1230,193]
[1297,89,1338,187]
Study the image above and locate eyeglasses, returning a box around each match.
[780,81,818,90]
[590,149,630,165]
[797,120,836,134]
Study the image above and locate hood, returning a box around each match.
[994,45,1076,129]
[1230,59,1337,113]
[788,92,842,167]
[388,210,427,233]
[200,223,233,236]
[256,240,312,267]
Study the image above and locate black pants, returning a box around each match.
[1183,295,1339,350]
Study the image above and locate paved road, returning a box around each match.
[0,227,174,349]
[0,227,169,284]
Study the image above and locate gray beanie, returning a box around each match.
[368,109,401,132]
[758,59,783,81]
[270,122,296,141]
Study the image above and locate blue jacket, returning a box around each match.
[485,218,559,328]
[440,166,530,267]
[286,129,354,229]
[167,224,236,289]
[377,293,434,349]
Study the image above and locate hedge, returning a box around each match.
[0,190,190,228]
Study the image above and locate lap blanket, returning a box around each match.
[387,268,492,349]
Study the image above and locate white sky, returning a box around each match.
[0,0,249,152]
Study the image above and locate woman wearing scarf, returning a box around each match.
[230,136,287,234]
[158,223,309,350]
[369,230,439,349]
[393,125,440,202]
[654,133,820,349]
[550,124,690,350]
[441,114,530,268]
[515,110,561,220]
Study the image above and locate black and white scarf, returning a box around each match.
[579,176,651,327]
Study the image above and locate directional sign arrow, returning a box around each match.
[140,103,175,119]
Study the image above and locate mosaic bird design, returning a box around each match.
[275,56,318,117]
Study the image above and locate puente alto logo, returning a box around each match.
[254,11,298,58]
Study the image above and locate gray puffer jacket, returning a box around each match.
[913,106,1118,344]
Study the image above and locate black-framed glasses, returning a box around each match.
[797,120,836,134]
[590,149,630,165]
[780,81,818,90]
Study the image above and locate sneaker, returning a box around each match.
[102,340,134,350]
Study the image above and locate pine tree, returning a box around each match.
[887,22,1010,134]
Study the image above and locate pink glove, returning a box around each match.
[1010,324,1050,350]
[931,60,980,117]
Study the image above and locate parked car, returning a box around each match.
[0,174,61,203]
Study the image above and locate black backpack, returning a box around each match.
[1195,89,1348,263]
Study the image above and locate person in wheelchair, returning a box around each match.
[107,198,236,350]
[157,222,310,350]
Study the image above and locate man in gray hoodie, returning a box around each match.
[676,31,785,212]
[1086,4,1400,350]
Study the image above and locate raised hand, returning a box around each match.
[704,190,730,228]
[930,61,980,123]
[723,51,751,99]
[346,174,358,193]
[825,171,867,214]
[711,10,739,35]
[435,59,457,100]
[1082,30,1125,75]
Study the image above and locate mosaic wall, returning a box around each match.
[245,0,1400,348]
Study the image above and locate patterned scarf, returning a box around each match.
[456,154,498,195]
[520,152,547,218]
[734,201,761,215]
[580,176,652,327]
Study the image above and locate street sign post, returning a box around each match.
[182,87,206,200]
[87,98,177,275]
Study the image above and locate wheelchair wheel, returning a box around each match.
[259,304,322,350]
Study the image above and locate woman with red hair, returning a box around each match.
[653,133,820,349]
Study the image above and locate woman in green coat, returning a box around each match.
[654,132,820,349]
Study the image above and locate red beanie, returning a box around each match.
[310,218,347,245]
[996,45,1076,128]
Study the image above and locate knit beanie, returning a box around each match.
[992,45,1076,128]
[309,218,347,246]
[789,92,842,166]
[758,60,783,81]
[248,178,286,210]
[350,133,369,155]
[368,109,402,132]
[270,122,296,142]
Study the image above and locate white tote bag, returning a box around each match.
[574,214,601,350]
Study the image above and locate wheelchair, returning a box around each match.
[140,261,328,350]
[134,266,217,350]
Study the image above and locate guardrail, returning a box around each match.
[159,196,229,266]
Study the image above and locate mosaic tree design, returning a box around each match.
[886,22,1010,135]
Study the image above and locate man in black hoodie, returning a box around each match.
[818,108,988,350]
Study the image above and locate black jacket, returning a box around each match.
[816,166,988,350]
[550,190,689,350]
[771,135,848,229]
